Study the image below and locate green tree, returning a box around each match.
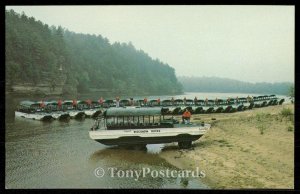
[5,9,183,96]
[6,61,21,88]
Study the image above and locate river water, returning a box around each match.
[5,92,287,188]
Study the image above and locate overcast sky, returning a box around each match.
[7,5,294,83]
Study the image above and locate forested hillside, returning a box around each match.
[5,9,182,96]
[178,76,293,95]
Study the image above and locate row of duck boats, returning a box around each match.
[15,95,285,122]
[15,100,103,121]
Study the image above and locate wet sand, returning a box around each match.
[159,103,294,189]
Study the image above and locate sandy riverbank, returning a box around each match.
[159,103,294,189]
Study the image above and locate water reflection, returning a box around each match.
[88,147,208,189]
[89,146,172,167]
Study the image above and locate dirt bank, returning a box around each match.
[159,103,294,189]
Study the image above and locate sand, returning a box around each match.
[159,103,294,189]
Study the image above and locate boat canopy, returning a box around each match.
[175,99,183,102]
[186,99,193,102]
[45,101,58,105]
[20,100,39,107]
[105,107,164,117]
[120,99,129,103]
[77,100,88,104]
[105,100,114,103]
[162,99,171,103]
[63,100,73,105]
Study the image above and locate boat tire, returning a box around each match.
[75,114,85,120]
[178,141,192,149]
[134,144,147,150]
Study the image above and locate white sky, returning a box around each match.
[6,5,294,83]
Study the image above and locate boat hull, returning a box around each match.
[213,106,223,113]
[89,125,209,146]
[84,109,97,117]
[202,106,214,113]
[95,134,203,146]
[278,98,285,105]
[15,111,53,121]
[222,105,232,113]
[171,107,182,115]
[194,106,203,114]
[245,102,254,110]
[68,111,85,119]
[52,112,70,120]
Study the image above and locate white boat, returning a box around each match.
[167,106,181,114]
[84,109,97,117]
[253,100,264,108]
[15,110,53,121]
[75,100,101,117]
[89,107,210,149]
[167,106,177,112]
[268,95,278,105]
[221,105,232,113]
[68,110,85,119]
[59,100,85,119]
[193,106,203,114]
[191,106,198,111]
[15,101,53,121]
[213,106,223,113]
[84,108,102,118]
[231,104,244,112]
[202,106,214,113]
[51,112,70,120]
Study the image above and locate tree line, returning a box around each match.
[5,9,183,96]
[178,76,293,95]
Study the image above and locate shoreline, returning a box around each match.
[159,103,294,189]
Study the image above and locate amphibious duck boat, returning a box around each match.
[15,101,53,121]
[89,107,210,149]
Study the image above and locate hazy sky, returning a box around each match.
[7,5,294,83]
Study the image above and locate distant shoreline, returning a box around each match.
[5,90,184,100]
[5,90,288,100]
